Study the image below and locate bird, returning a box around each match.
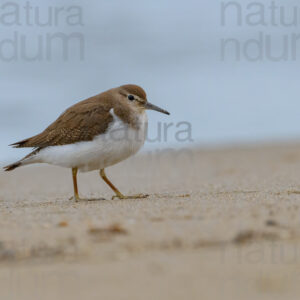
[4,84,170,201]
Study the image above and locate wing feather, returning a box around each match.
[11,95,114,148]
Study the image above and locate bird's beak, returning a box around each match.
[144,102,170,115]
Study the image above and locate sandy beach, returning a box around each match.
[1,144,300,300]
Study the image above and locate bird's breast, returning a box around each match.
[83,110,147,170]
[105,109,148,152]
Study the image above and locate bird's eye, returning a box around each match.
[128,95,135,101]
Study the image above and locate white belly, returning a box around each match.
[33,111,148,172]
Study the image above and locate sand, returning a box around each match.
[1,144,300,300]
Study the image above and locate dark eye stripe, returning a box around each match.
[128,95,135,101]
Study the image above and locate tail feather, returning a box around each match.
[4,161,22,172]
[10,139,30,148]
[4,149,40,172]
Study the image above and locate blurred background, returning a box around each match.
[1,0,300,163]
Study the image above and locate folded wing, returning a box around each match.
[11,96,114,149]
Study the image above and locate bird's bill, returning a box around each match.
[144,102,170,115]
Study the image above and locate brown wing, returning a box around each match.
[11,95,114,148]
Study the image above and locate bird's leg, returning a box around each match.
[99,169,148,200]
[70,168,105,202]
[71,167,80,201]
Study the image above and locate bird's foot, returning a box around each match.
[112,193,149,200]
[69,196,105,202]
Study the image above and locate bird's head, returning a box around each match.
[118,84,170,115]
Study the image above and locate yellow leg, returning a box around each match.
[71,168,104,202]
[99,169,148,200]
[72,167,80,201]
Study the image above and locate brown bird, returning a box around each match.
[4,85,170,201]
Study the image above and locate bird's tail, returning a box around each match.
[3,149,40,172]
[3,161,22,172]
